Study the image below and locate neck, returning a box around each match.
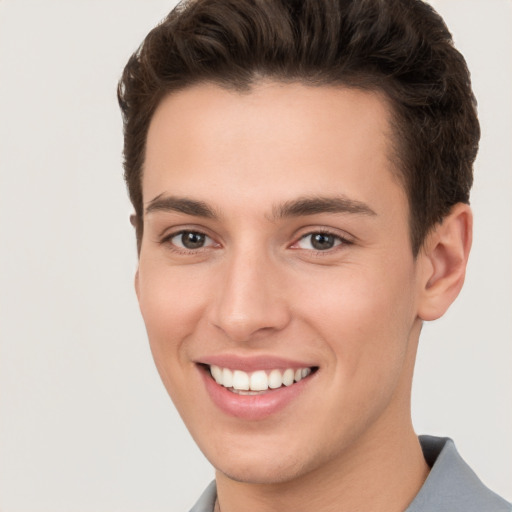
[215,421,428,512]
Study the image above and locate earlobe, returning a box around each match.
[417,203,473,321]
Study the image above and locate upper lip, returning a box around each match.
[196,354,317,372]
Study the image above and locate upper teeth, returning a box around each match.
[209,365,312,392]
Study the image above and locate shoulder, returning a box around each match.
[406,435,511,512]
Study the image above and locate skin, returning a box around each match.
[136,82,472,512]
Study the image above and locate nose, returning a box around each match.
[209,248,291,343]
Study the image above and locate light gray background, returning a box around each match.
[0,1,510,511]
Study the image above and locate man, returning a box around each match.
[117,0,511,510]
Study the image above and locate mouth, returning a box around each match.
[204,364,317,395]
[196,356,319,419]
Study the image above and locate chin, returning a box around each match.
[215,457,310,485]
[199,434,322,485]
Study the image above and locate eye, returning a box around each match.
[168,230,215,250]
[295,232,345,251]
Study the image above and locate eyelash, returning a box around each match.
[291,230,353,254]
[159,229,353,255]
[160,230,217,254]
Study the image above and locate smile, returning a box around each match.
[198,358,318,420]
[209,365,313,394]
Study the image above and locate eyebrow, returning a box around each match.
[144,194,376,220]
[271,196,376,220]
[145,194,218,218]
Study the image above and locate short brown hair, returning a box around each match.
[118,0,479,254]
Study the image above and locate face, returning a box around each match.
[137,82,427,484]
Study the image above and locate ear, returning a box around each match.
[134,267,140,302]
[417,203,473,321]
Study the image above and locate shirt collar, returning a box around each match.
[406,435,510,511]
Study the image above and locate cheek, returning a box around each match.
[297,269,417,440]
[136,264,210,372]
[301,263,417,380]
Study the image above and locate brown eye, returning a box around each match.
[170,231,212,250]
[296,232,343,251]
[310,233,336,250]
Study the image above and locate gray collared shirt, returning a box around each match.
[189,436,511,511]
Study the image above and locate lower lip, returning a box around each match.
[199,366,313,421]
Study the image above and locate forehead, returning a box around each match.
[143,81,404,218]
